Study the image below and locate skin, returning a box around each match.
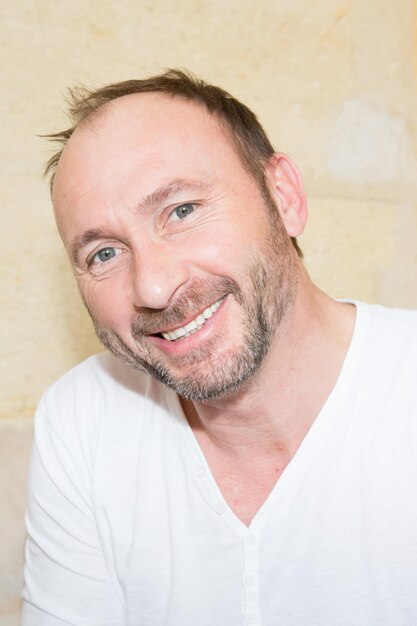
[53,93,356,525]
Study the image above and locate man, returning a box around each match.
[23,70,417,625]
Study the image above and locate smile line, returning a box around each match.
[161,298,224,341]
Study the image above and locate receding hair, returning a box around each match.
[45,68,302,256]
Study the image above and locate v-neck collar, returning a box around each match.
[167,301,369,536]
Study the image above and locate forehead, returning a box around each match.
[53,93,246,213]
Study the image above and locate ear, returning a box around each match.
[264,152,308,237]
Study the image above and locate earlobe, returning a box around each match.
[265,152,308,237]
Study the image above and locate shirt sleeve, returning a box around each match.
[22,383,125,626]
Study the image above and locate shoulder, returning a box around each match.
[353,302,417,402]
[42,351,148,399]
[361,301,417,327]
[358,302,417,355]
[40,351,166,409]
[35,352,173,449]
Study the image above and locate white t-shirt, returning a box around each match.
[23,302,417,626]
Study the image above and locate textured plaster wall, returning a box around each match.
[1,0,416,621]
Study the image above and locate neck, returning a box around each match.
[182,273,356,460]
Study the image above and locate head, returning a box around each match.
[50,69,307,402]
[47,69,303,258]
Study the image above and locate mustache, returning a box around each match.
[131,277,240,337]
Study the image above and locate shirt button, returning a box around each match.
[214,502,227,515]
[244,575,256,587]
[196,466,205,478]
[247,613,258,625]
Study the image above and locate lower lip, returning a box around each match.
[148,296,228,355]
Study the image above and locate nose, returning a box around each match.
[130,243,190,310]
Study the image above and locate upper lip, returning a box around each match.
[151,296,224,335]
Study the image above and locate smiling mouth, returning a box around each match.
[158,297,224,341]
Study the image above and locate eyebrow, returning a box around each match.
[69,178,213,265]
[133,178,213,213]
[70,228,108,265]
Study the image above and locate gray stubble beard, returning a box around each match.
[91,194,298,402]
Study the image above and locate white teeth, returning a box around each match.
[160,297,223,341]
[203,307,213,320]
[183,319,198,334]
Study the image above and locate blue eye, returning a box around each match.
[173,203,195,220]
[94,247,117,263]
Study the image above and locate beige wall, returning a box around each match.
[1,0,416,621]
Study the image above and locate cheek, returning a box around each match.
[77,275,133,329]
[187,224,261,274]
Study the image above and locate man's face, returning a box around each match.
[53,93,297,402]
